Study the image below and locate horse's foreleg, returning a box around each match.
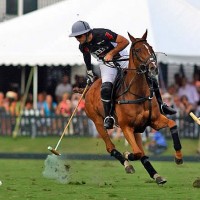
[95,122,134,173]
[123,133,145,161]
[95,121,115,152]
[111,149,135,173]
[121,126,142,160]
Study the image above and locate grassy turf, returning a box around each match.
[0,137,200,199]
[0,159,200,200]
[0,136,199,156]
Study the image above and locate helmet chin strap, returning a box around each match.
[83,32,91,44]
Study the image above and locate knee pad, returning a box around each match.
[101,82,113,101]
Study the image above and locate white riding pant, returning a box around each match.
[99,60,128,83]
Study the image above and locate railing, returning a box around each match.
[0,110,200,138]
[0,110,97,137]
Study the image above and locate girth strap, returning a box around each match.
[117,96,152,104]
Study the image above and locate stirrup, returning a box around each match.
[104,116,115,129]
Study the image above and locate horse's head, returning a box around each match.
[128,30,157,76]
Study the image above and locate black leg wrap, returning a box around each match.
[141,156,157,179]
[128,153,135,161]
[111,149,126,165]
[170,126,182,151]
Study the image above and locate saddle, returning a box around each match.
[110,67,127,117]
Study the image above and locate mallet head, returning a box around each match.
[48,146,61,156]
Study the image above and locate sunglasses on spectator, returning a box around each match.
[75,34,84,39]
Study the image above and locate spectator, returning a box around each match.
[177,76,199,107]
[21,99,38,137]
[195,81,200,113]
[5,91,18,116]
[0,92,5,111]
[180,95,195,123]
[145,129,167,155]
[162,92,174,109]
[55,75,72,103]
[173,95,185,115]
[71,93,87,135]
[71,93,85,115]
[180,95,196,137]
[56,92,72,117]
[174,73,182,90]
[192,72,200,86]
[0,92,7,135]
[40,94,57,135]
[56,92,73,135]
[72,75,86,88]
[167,84,177,96]
[37,92,46,113]
[41,94,57,117]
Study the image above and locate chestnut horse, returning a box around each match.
[84,30,183,184]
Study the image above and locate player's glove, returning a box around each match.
[87,70,94,85]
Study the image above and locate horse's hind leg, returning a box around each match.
[153,116,183,165]
[94,121,134,173]
[141,156,167,185]
[170,125,183,164]
[124,133,167,185]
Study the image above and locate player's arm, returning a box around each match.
[104,34,129,61]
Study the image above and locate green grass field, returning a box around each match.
[0,136,199,155]
[0,160,200,200]
[0,136,200,200]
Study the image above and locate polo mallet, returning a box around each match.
[189,112,200,125]
[48,84,89,156]
[189,112,200,153]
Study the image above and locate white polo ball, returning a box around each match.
[0,180,2,186]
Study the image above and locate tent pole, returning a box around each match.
[33,66,38,109]
[20,67,25,94]
[12,67,34,138]
[18,0,24,16]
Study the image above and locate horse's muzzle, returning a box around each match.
[149,62,158,76]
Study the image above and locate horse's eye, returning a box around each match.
[134,48,141,53]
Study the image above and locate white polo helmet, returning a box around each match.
[69,21,91,37]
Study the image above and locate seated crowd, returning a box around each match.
[0,73,200,139]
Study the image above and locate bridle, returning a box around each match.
[130,39,157,75]
[114,38,157,104]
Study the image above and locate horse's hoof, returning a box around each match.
[125,165,135,174]
[174,157,183,165]
[155,176,167,185]
[174,151,183,165]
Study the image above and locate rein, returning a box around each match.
[113,39,157,105]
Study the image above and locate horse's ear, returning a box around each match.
[128,32,136,42]
[142,29,148,40]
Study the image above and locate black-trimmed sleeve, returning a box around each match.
[79,45,92,71]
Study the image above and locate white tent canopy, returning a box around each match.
[0,0,200,66]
